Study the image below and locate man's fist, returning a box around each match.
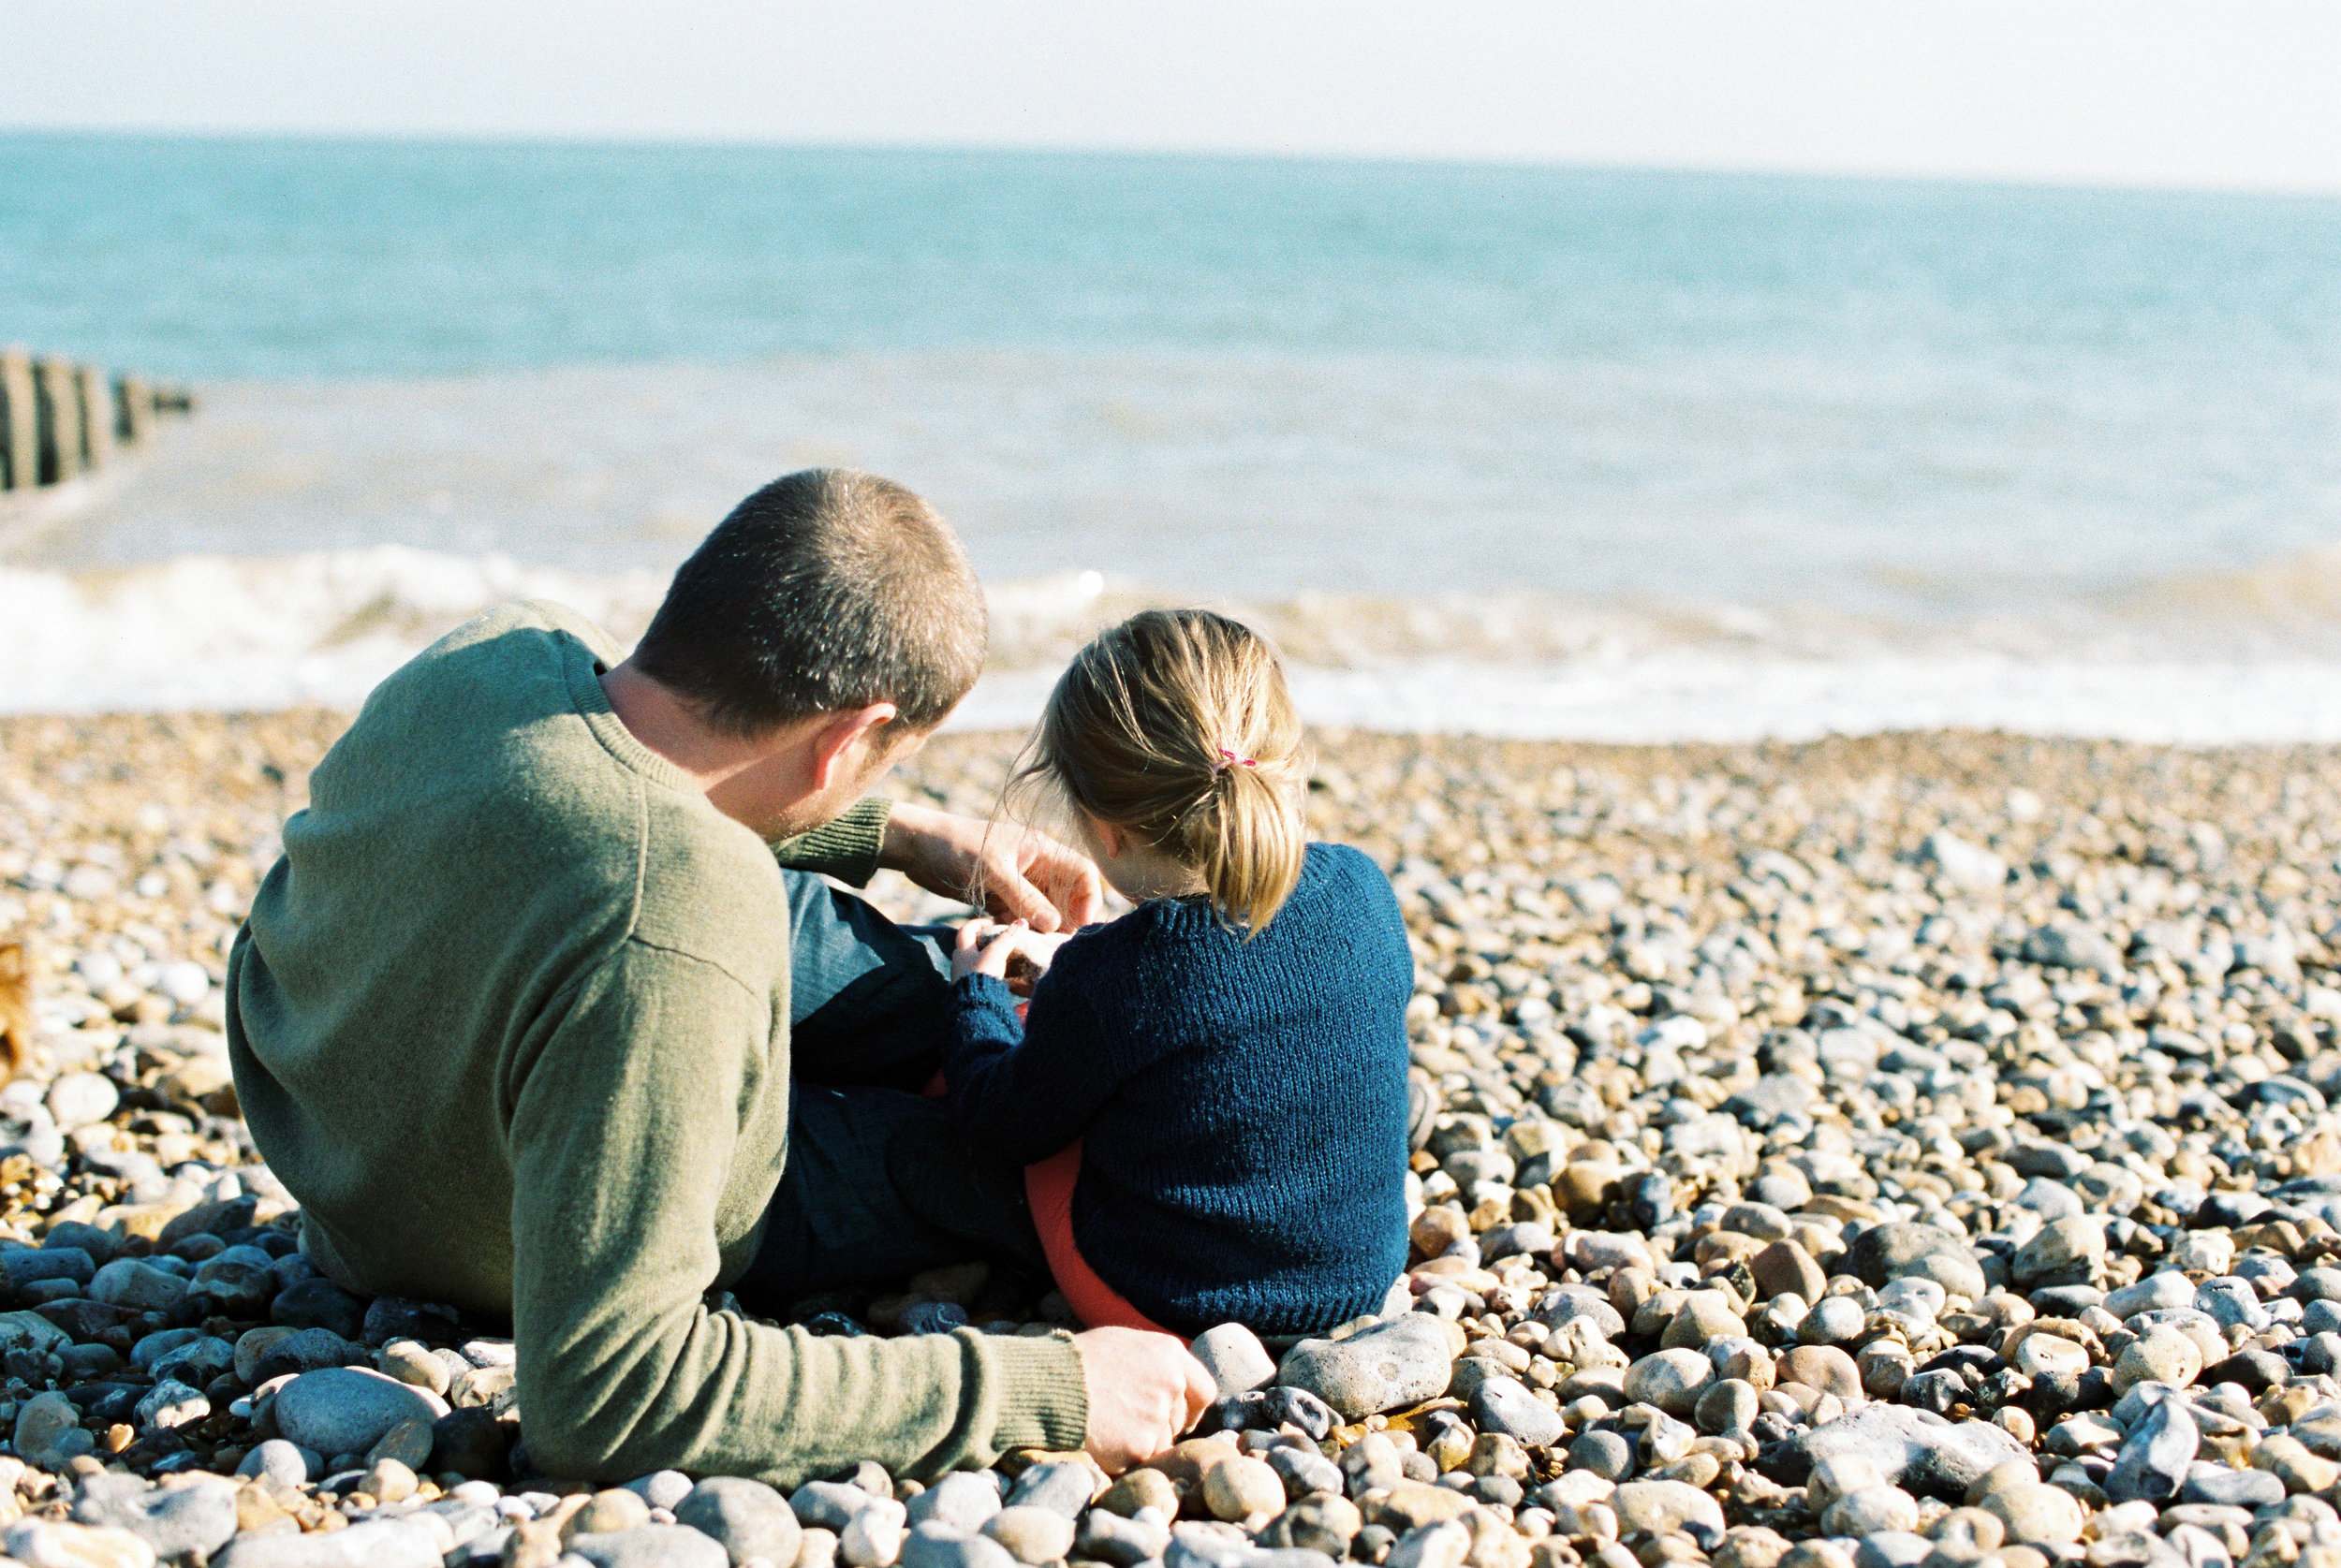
[1072,1326,1216,1473]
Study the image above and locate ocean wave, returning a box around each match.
[7,547,2341,742]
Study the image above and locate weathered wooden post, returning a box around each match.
[32,358,74,485]
[114,374,151,446]
[0,348,32,492]
[75,364,112,471]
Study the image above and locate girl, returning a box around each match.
[942,608,1412,1340]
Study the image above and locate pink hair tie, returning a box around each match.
[1215,747,1258,772]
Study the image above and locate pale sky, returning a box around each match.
[5,1,2339,192]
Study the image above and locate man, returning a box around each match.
[227,469,1213,1486]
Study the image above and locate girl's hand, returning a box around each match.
[953,918,1026,983]
[953,920,1067,994]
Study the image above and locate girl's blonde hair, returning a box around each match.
[1016,608,1310,934]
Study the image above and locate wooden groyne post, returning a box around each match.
[0,346,191,495]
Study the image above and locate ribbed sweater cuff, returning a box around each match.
[772,796,894,887]
[978,1330,1091,1456]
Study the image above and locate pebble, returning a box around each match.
[1191,1323,1279,1395]
[1978,1484,2085,1546]
[674,1475,802,1566]
[839,1499,907,1567]
[1002,1460,1094,1517]
[901,1522,1018,1568]
[19,724,2341,1568]
[1277,1314,1457,1418]
[269,1365,446,1458]
[567,1524,733,1568]
[981,1506,1076,1565]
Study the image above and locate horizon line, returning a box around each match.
[6,123,2339,203]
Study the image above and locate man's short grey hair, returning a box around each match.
[632,469,987,735]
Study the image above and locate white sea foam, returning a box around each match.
[8,547,2341,743]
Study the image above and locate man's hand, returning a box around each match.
[1072,1326,1216,1473]
[881,802,1104,933]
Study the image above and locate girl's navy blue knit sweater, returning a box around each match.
[941,841,1413,1338]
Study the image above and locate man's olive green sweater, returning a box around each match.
[226,601,1089,1486]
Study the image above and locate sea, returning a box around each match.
[4,133,2340,740]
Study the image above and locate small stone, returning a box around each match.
[840,1499,907,1567]
[906,1474,1000,1533]
[981,1507,1076,1565]
[252,1326,362,1384]
[1472,1375,1567,1448]
[1002,1460,1094,1517]
[2251,1434,2341,1493]
[377,1340,452,1395]
[89,1259,189,1312]
[429,1406,508,1478]
[1751,1241,1827,1304]
[1778,1345,1862,1401]
[365,1417,435,1472]
[2179,1466,2283,1507]
[791,1483,874,1533]
[1696,1378,1761,1436]
[132,1378,208,1431]
[2104,1273,2197,1319]
[1096,1469,1180,1518]
[233,1326,298,1384]
[1822,1486,1920,1535]
[1783,1402,2032,1498]
[1568,1430,1634,1480]
[1622,1349,1714,1416]
[1799,1297,1867,1347]
[2011,1218,2104,1287]
[269,1277,370,1340]
[1268,1443,1346,1499]
[900,1523,1017,1568]
[1464,1432,1530,1480]
[1850,1533,1932,1568]
[1259,1494,1360,1557]
[1388,1519,1472,1568]
[189,1253,275,1316]
[46,1072,120,1132]
[1978,1483,2084,1546]
[270,1366,447,1458]
[2009,1335,2088,1380]
[3,1520,161,1568]
[567,1524,733,1568]
[16,1389,96,1469]
[1190,1324,1278,1395]
[2104,1397,2196,1504]
[570,1488,654,1538]
[1278,1315,1457,1419]
[71,1473,239,1562]
[1661,1292,1747,1350]
[1202,1455,1287,1523]
[1608,1480,1725,1537]
[238,1439,315,1487]
[676,1476,802,1567]
[364,1458,420,1504]
[2111,1326,2201,1395]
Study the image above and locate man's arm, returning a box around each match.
[506,939,1089,1486]
[772,797,894,887]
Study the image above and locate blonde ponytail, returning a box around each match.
[1017,609,1310,934]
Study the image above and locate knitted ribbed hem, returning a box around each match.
[978,1329,1092,1457]
[772,797,894,887]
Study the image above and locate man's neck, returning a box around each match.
[598,661,767,792]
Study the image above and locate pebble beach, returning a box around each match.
[8,713,2341,1568]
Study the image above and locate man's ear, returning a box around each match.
[806,703,902,792]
